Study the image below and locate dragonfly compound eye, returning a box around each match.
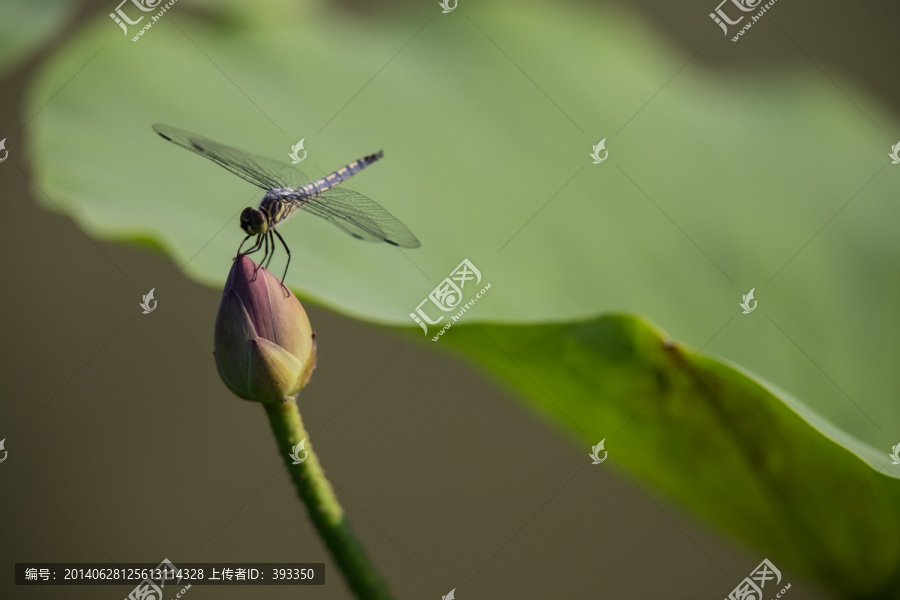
[239,207,268,234]
[250,209,268,234]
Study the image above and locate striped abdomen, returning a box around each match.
[297,151,384,198]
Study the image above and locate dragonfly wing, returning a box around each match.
[152,124,310,189]
[295,187,421,248]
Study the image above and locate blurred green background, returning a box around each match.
[2,0,899,598]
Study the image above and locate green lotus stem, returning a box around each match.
[264,398,394,600]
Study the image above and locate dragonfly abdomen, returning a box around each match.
[297,151,384,198]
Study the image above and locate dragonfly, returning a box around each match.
[152,124,420,282]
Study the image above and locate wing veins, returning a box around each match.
[152,124,309,189]
[287,187,420,248]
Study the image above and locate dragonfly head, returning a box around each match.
[240,207,268,235]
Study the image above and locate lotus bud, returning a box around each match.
[214,256,316,403]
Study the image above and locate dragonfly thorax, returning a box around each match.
[240,207,268,235]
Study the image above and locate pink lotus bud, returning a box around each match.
[214,256,316,403]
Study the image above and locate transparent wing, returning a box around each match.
[152,124,309,189]
[293,187,421,248]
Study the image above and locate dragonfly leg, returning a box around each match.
[250,234,270,282]
[241,234,265,258]
[263,230,277,270]
[236,234,252,256]
[273,229,291,293]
